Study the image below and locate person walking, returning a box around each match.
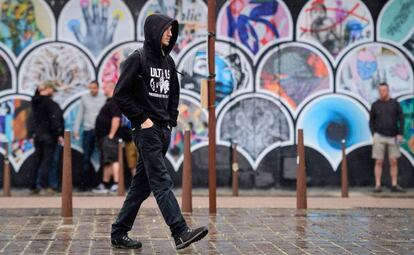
[74,80,106,191]
[111,14,208,250]
[370,82,405,193]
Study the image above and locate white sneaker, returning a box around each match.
[110,184,118,193]
[92,183,109,194]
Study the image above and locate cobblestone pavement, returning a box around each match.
[0,208,413,255]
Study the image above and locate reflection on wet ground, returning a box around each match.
[0,208,413,254]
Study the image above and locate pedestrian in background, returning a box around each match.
[370,82,405,193]
[74,80,106,191]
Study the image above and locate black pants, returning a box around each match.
[111,124,187,238]
[31,135,56,190]
[80,130,95,188]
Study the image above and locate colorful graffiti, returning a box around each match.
[137,0,207,55]
[58,0,134,60]
[296,95,371,169]
[337,43,414,105]
[0,1,412,184]
[0,0,53,58]
[400,97,414,157]
[297,0,373,64]
[178,41,253,106]
[99,42,141,89]
[0,97,33,170]
[378,0,414,44]
[217,0,292,56]
[257,43,332,111]
[19,43,95,107]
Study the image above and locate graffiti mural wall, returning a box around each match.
[0,0,413,188]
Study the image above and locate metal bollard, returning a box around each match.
[232,143,239,197]
[182,130,192,213]
[296,129,307,209]
[61,131,73,218]
[341,140,349,198]
[117,139,125,196]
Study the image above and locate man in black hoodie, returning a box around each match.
[28,81,64,194]
[111,14,208,250]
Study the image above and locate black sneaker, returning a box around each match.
[175,226,208,250]
[373,186,382,193]
[111,235,142,249]
[391,185,406,193]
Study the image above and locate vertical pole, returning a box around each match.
[3,144,11,197]
[118,139,125,196]
[207,0,217,215]
[232,143,238,197]
[182,130,192,213]
[296,129,307,209]
[341,140,349,198]
[61,130,73,218]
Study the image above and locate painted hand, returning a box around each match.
[68,0,122,56]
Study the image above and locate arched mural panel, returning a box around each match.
[296,0,374,65]
[18,42,95,108]
[178,40,254,111]
[296,94,372,170]
[0,0,55,63]
[217,93,294,169]
[337,43,414,107]
[58,0,134,63]
[217,0,293,62]
[0,95,34,172]
[256,42,333,115]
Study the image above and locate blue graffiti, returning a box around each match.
[227,0,280,54]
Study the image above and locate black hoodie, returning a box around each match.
[113,14,180,129]
[27,89,64,141]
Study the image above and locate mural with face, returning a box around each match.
[178,40,253,107]
[0,96,34,171]
[297,0,373,65]
[337,43,414,106]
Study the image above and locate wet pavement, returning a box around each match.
[0,208,413,254]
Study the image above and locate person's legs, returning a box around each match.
[374,159,383,188]
[36,140,55,190]
[80,130,95,189]
[111,154,151,238]
[48,144,61,191]
[389,158,398,186]
[138,125,187,238]
[372,133,385,189]
[31,139,43,191]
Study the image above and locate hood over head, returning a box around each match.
[143,14,178,57]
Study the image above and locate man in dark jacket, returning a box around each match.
[370,82,405,193]
[111,14,208,250]
[28,81,64,194]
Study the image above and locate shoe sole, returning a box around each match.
[176,228,208,250]
[111,244,142,249]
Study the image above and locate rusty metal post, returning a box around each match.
[3,144,11,197]
[232,143,239,197]
[296,129,307,209]
[117,139,125,196]
[341,140,349,198]
[207,0,217,215]
[61,130,73,218]
[182,130,192,213]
